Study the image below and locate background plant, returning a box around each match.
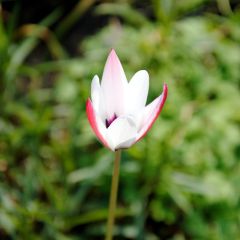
[0,0,239,239]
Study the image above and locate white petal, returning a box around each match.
[115,137,136,150]
[91,75,101,110]
[95,114,108,141]
[127,70,149,114]
[106,116,137,151]
[101,49,128,119]
[91,75,105,119]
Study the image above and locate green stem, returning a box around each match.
[105,150,122,240]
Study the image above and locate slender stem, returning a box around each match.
[105,150,122,240]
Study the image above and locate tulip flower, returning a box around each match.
[86,49,168,151]
[86,49,168,240]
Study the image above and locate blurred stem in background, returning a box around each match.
[152,0,174,24]
[105,150,122,240]
[216,0,232,15]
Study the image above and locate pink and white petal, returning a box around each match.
[86,99,109,149]
[136,84,168,142]
[101,49,128,119]
[106,116,137,151]
[127,70,149,114]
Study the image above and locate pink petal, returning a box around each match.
[101,49,128,119]
[136,84,168,142]
[86,99,109,148]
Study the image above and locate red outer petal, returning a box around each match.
[86,99,109,148]
[136,83,168,142]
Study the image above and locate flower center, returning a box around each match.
[105,114,118,128]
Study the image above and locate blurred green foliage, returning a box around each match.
[0,0,240,239]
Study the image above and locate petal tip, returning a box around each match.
[108,48,119,63]
[139,70,149,79]
[104,49,121,73]
[162,83,168,101]
[110,48,116,54]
